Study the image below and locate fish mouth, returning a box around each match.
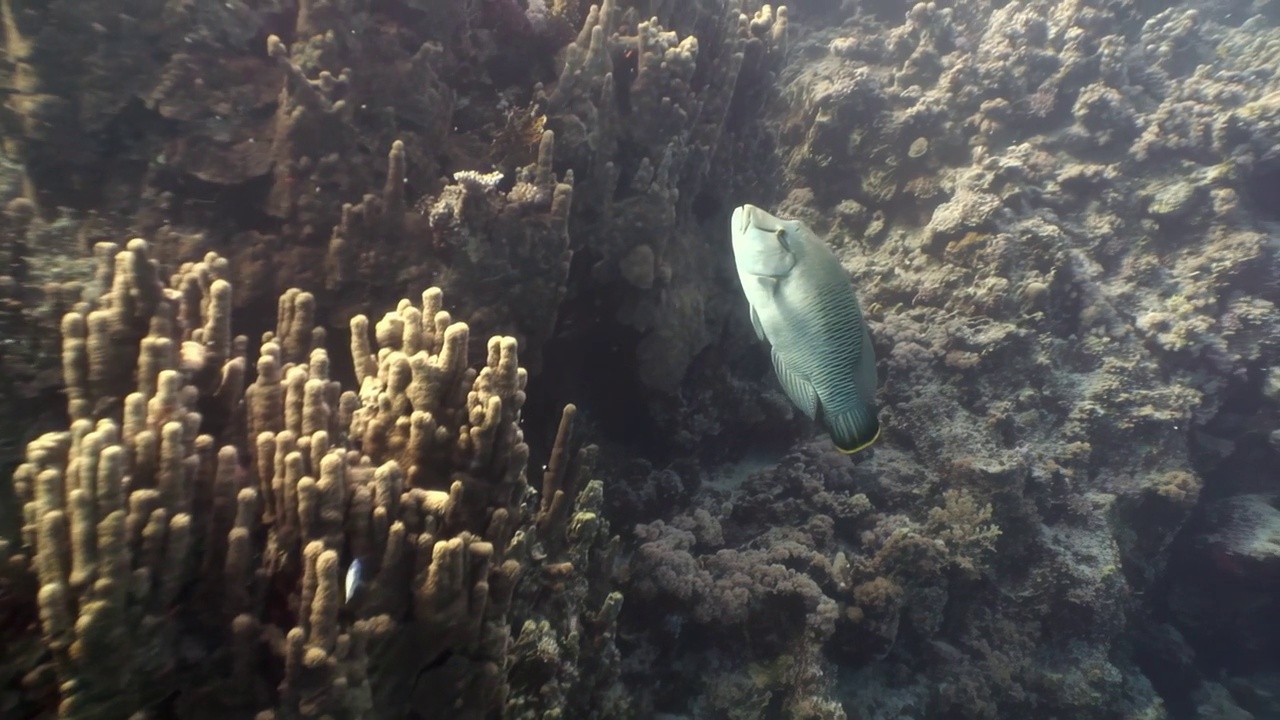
[733,204,755,234]
[742,203,788,234]
[736,204,784,234]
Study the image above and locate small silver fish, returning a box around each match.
[730,204,880,454]
[345,558,363,604]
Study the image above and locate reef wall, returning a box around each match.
[1,0,1279,718]
[611,0,1280,717]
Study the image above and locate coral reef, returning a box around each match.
[1,0,803,460]
[0,241,619,718]
[645,0,1275,716]
[527,0,798,458]
[3,0,1280,718]
[604,0,1280,717]
[620,442,1007,718]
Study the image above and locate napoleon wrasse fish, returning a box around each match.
[730,204,880,454]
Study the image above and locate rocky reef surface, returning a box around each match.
[1,0,1278,718]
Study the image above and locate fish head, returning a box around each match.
[731,204,799,278]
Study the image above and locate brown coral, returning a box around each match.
[2,240,619,718]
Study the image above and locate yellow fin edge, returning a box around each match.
[835,425,881,455]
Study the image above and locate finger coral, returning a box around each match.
[1,240,620,719]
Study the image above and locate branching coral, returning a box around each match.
[0,239,620,718]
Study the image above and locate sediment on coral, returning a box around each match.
[0,239,621,719]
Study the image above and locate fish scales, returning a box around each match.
[730,204,880,453]
[768,233,864,410]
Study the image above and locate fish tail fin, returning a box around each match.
[828,404,881,455]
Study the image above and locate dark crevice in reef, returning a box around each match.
[1244,156,1280,222]
[526,196,800,471]
[25,97,171,216]
[859,0,917,23]
[1185,366,1276,504]
[1136,366,1280,716]
[523,248,668,468]
[691,189,724,225]
[150,171,284,240]
[784,0,846,24]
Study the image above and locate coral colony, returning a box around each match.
[1,0,1278,718]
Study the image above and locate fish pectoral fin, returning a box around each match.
[750,306,766,342]
[771,347,819,420]
[754,275,780,297]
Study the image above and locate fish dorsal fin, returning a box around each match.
[750,306,766,342]
[771,346,819,420]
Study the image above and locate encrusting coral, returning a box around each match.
[0,239,621,718]
[621,443,1002,718]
